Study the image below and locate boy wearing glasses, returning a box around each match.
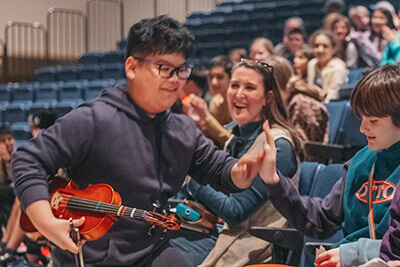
[11,16,270,266]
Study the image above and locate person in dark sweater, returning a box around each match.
[0,124,15,241]
[11,15,271,267]
[258,64,400,266]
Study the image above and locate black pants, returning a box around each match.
[51,241,194,267]
[135,242,194,267]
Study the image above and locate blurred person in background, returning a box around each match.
[250,38,275,63]
[293,46,315,81]
[229,48,248,64]
[183,56,233,149]
[307,30,348,102]
[275,17,305,58]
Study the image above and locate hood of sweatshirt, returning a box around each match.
[91,83,170,125]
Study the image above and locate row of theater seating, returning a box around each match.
[185,0,324,59]
[0,79,124,107]
[35,62,125,83]
[78,50,126,65]
[0,78,125,145]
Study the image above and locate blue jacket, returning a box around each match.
[11,85,240,266]
[266,140,400,266]
[380,31,400,65]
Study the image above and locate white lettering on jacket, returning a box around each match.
[355,180,396,203]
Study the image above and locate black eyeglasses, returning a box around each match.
[134,57,193,79]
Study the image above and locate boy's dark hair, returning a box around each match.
[126,15,195,59]
[351,64,400,127]
[208,56,233,77]
[188,66,208,94]
[0,123,12,136]
[284,17,306,36]
[30,108,58,129]
[288,28,306,39]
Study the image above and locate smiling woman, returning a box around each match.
[171,59,304,266]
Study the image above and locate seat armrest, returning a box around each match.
[250,226,304,252]
[305,142,345,164]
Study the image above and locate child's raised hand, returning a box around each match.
[259,121,280,184]
[314,247,341,267]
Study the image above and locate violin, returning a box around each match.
[20,176,181,241]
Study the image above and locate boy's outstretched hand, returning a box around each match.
[314,248,341,267]
[231,121,280,189]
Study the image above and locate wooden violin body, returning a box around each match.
[20,176,180,241]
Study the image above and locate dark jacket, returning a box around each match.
[12,85,239,266]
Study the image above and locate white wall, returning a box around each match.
[0,0,219,53]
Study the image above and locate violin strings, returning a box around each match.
[56,195,151,219]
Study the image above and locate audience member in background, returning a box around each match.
[172,66,210,113]
[348,5,370,32]
[373,6,400,65]
[259,64,400,267]
[370,4,400,65]
[0,108,58,266]
[28,109,58,138]
[183,66,211,103]
[173,59,303,267]
[0,124,15,242]
[287,79,329,145]
[183,56,233,149]
[280,28,306,63]
[275,17,305,58]
[266,56,329,145]
[323,12,343,31]
[307,29,348,102]
[324,0,345,15]
[331,15,361,69]
[293,46,314,81]
[0,125,15,264]
[229,48,248,64]
[250,38,275,63]
[347,5,399,67]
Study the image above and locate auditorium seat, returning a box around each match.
[35,82,59,105]
[11,82,36,104]
[85,80,110,101]
[59,81,84,102]
[102,50,126,64]
[11,122,31,141]
[56,65,79,82]
[79,64,102,81]
[54,100,81,118]
[78,52,103,65]
[0,83,12,106]
[34,66,57,83]
[101,63,125,80]
[3,102,28,125]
